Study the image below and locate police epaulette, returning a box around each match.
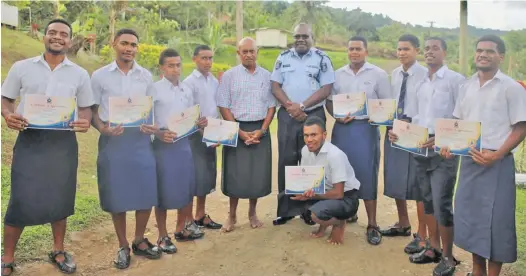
[314,49,328,57]
[280,49,291,56]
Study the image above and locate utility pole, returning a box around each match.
[459,0,468,76]
[236,0,243,64]
[427,20,435,37]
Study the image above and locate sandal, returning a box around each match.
[409,241,442,264]
[404,233,424,254]
[114,247,131,270]
[157,236,177,254]
[132,238,162,260]
[48,251,76,274]
[195,214,222,230]
[1,262,14,276]
[366,225,382,245]
[380,224,411,237]
[300,210,316,226]
[433,256,461,276]
[174,228,204,242]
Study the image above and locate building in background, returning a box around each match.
[1,2,19,29]
[253,28,290,49]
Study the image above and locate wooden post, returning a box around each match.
[459,0,468,76]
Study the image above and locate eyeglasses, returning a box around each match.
[294,34,309,40]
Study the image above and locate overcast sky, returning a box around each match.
[326,0,526,31]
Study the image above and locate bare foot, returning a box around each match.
[310,225,328,238]
[221,216,237,233]
[249,215,263,229]
[327,221,346,245]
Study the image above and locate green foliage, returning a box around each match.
[100,43,166,74]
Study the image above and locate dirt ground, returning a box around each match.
[16,117,518,276]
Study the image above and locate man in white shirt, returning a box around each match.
[1,19,93,275]
[392,37,464,275]
[325,36,391,246]
[440,35,526,276]
[289,116,360,245]
[183,45,222,232]
[382,34,429,255]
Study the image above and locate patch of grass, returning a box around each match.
[516,187,526,275]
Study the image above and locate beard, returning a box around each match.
[476,65,494,72]
[45,44,66,55]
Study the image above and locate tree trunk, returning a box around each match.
[109,2,116,45]
[236,0,243,64]
[55,0,60,17]
[459,0,468,76]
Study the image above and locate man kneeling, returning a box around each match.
[287,116,361,245]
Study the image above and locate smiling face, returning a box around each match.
[303,124,327,153]
[44,22,71,55]
[293,24,313,55]
[348,40,368,65]
[424,39,446,67]
[113,34,138,63]
[475,41,503,72]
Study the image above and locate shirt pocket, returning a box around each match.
[431,89,452,115]
[359,80,377,98]
[305,66,320,79]
[54,82,77,97]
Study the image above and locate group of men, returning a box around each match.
[1,18,525,276]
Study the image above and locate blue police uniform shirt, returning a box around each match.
[270,47,335,111]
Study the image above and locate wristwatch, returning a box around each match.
[299,102,306,111]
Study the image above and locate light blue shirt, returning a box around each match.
[183,69,219,119]
[330,62,392,120]
[270,47,335,110]
[410,65,465,134]
[148,78,194,129]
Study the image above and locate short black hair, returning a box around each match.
[426,36,447,51]
[349,35,368,49]
[398,34,420,48]
[193,45,211,57]
[159,48,180,65]
[304,116,326,132]
[114,28,139,42]
[44,18,72,38]
[476,34,506,54]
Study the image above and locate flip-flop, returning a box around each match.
[1,262,14,276]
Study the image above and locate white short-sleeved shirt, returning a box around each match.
[391,62,428,117]
[1,55,94,114]
[410,65,465,134]
[331,62,392,119]
[148,78,194,129]
[91,61,153,122]
[453,70,526,151]
[183,69,219,119]
[300,142,361,191]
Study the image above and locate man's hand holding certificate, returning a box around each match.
[435,118,482,156]
[285,166,325,195]
[368,99,397,126]
[108,96,154,127]
[166,104,201,142]
[390,119,429,156]
[333,92,368,119]
[202,117,239,147]
[23,95,77,131]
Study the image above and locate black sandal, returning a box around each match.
[195,214,222,230]
[366,225,382,245]
[300,210,316,226]
[1,262,14,276]
[380,224,412,237]
[48,251,76,274]
[132,238,162,260]
[404,233,424,254]
[433,256,461,276]
[114,247,131,270]
[409,242,442,264]
[157,236,177,254]
[174,229,204,242]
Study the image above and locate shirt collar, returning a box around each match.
[238,64,261,75]
[160,77,182,89]
[108,60,142,74]
[470,70,505,86]
[192,69,209,79]
[401,61,422,76]
[32,54,74,66]
[427,65,447,81]
[344,62,373,75]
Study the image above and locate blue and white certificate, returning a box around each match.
[202,117,239,147]
[285,166,325,195]
[391,119,429,156]
[333,92,368,118]
[434,118,482,156]
[108,96,154,127]
[23,94,77,130]
[167,104,201,143]
[368,99,397,126]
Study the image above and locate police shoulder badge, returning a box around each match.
[275,60,282,70]
[321,62,327,72]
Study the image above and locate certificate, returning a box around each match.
[202,117,239,147]
[23,95,77,130]
[391,119,429,156]
[167,104,200,143]
[332,92,368,118]
[285,166,325,195]
[108,96,154,127]
[368,99,397,126]
[434,118,482,156]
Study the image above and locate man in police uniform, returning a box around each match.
[271,23,335,226]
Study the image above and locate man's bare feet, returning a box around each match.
[327,221,346,245]
[249,215,263,229]
[221,216,237,233]
[310,225,328,238]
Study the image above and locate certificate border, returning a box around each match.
[391,119,429,157]
[285,165,326,195]
[108,96,155,128]
[201,118,240,148]
[333,92,368,118]
[171,104,201,143]
[25,96,78,131]
[434,119,482,156]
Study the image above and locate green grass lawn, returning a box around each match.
[516,187,526,274]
